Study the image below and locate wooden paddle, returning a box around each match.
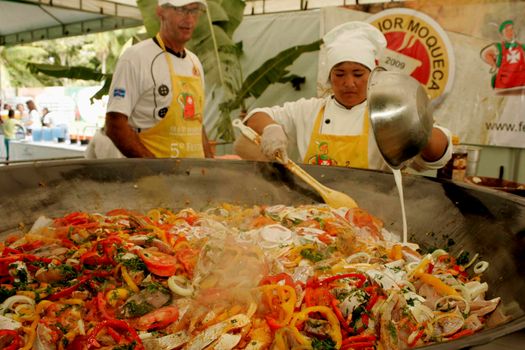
[233,119,358,209]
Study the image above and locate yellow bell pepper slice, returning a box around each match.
[417,273,459,296]
[290,305,342,349]
[259,284,297,326]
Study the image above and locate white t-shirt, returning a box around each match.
[28,109,42,131]
[246,96,451,171]
[106,38,205,131]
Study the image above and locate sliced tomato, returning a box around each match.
[304,286,333,307]
[0,329,21,350]
[175,248,199,276]
[138,249,179,276]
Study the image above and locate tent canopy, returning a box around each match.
[0,0,391,46]
[0,0,143,46]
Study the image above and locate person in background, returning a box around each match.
[95,0,213,159]
[15,103,28,125]
[235,21,451,171]
[25,100,42,135]
[480,19,525,89]
[2,109,22,162]
[41,107,51,127]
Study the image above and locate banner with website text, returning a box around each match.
[319,0,525,148]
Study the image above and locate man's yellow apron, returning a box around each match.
[303,104,369,169]
[138,34,205,158]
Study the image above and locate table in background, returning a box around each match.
[8,140,87,161]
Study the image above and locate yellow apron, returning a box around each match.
[303,104,369,169]
[138,33,205,158]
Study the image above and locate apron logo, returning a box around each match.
[113,88,126,98]
[308,141,336,166]
[368,9,455,104]
[158,84,170,96]
[177,92,196,120]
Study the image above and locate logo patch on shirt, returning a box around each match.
[113,88,126,98]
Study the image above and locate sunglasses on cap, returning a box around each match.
[163,3,206,17]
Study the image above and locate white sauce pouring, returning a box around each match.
[392,168,408,244]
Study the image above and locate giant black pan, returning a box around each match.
[0,158,524,349]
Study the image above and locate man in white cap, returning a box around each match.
[235,21,451,171]
[96,0,213,158]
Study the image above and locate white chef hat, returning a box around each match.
[323,21,386,79]
[158,0,207,7]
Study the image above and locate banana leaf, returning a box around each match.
[27,63,111,102]
[27,63,107,81]
[220,39,322,113]
[136,0,160,37]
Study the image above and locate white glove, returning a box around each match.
[261,124,289,163]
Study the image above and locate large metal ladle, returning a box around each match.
[233,119,358,209]
[367,67,434,169]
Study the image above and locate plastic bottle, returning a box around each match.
[437,135,468,181]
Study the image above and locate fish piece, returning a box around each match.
[212,333,242,350]
[185,314,250,350]
[143,331,190,350]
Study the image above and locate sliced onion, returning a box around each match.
[77,319,85,335]
[0,295,35,315]
[346,252,371,264]
[431,312,465,337]
[473,261,489,274]
[410,303,434,324]
[259,224,293,248]
[431,249,448,260]
[464,281,488,300]
[168,275,194,297]
[463,253,479,269]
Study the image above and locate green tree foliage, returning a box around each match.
[1,29,139,88]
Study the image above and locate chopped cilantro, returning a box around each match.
[301,248,324,262]
[388,321,397,339]
[120,256,147,272]
[456,251,470,265]
[311,337,336,350]
[0,286,16,303]
[123,300,154,317]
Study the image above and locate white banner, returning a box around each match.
[319,1,525,148]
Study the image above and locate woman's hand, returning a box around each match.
[420,127,449,162]
[261,124,289,163]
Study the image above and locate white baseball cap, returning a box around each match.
[323,21,386,80]
[158,0,207,7]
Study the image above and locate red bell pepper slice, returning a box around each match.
[304,286,333,307]
[341,334,376,350]
[86,319,144,350]
[0,254,52,276]
[97,292,116,320]
[448,328,474,340]
[330,297,350,332]
[48,276,90,301]
[265,316,286,331]
[0,330,21,350]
